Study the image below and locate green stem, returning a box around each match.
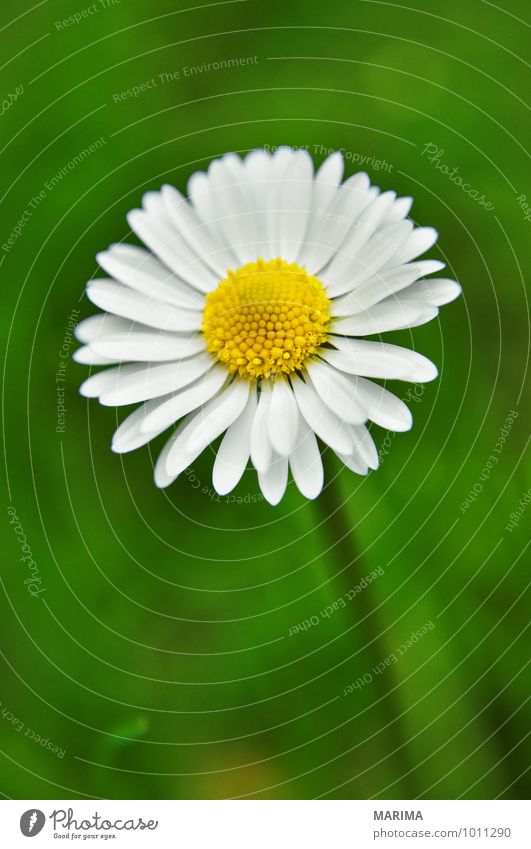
[315,454,419,798]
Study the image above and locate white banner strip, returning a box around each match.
[0,799,528,848]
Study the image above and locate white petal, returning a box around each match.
[96,243,204,309]
[296,151,344,266]
[86,279,202,332]
[299,172,374,273]
[350,424,379,470]
[393,226,438,265]
[75,315,205,363]
[343,257,446,311]
[127,209,218,293]
[183,379,251,456]
[316,151,345,189]
[323,339,438,382]
[186,171,240,271]
[393,306,440,328]
[399,278,462,306]
[257,453,288,506]
[156,371,247,485]
[232,152,285,262]
[241,148,315,261]
[289,418,323,499]
[156,382,248,482]
[242,148,275,258]
[205,156,258,265]
[268,378,300,456]
[276,149,314,263]
[380,195,413,225]
[264,147,296,260]
[154,414,198,488]
[250,381,273,473]
[98,353,213,406]
[160,184,230,277]
[112,398,174,453]
[330,261,431,315]
[322,189,397,276]
[141,190,172,221]
[212,388,257,495]
[73,346,117,365]
[348,218,413,286]
[332,299,438,335]
[334,446,369,476]
[80,363,145,398]
[92,330,205,362]
[75,313,131,343]
[140,366,228,433]
[291,376,354,455]
[324,219,412,296]
[306,360,367,425]
[413,259,446,276]
[219,152,279,263]
[354,377,413,431]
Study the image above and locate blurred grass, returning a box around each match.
[0,0,529,799]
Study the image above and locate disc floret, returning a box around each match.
[202,258,331,380]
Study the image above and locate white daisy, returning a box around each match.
[75,147,461,505]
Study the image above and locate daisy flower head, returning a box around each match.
[75,147,461,505]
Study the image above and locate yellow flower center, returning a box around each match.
[202,258,331,380]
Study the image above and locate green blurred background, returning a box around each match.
[1,0,529,800]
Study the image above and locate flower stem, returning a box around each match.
[315,454,419,797]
